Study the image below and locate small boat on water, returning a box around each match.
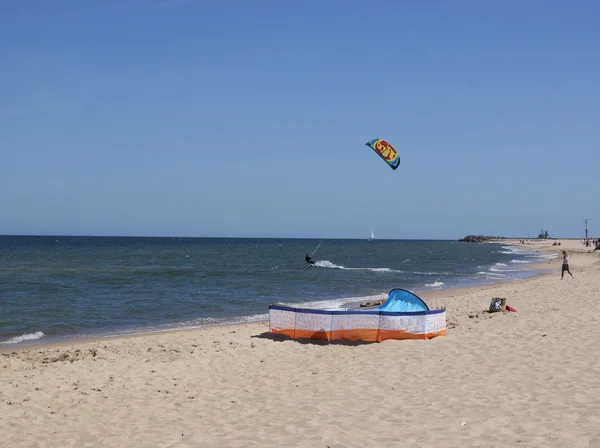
[368,228,375,241]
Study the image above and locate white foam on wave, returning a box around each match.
[477,271,506,278]
[313,260,403,274]
[533,252,559,260]
[281,293,388,311]
[499,245,527,255]
[495,263,508,267]
[424,281,444,288]
[1,331,45,345]
[227,313,269,324]
[496,243,556,263]
[313,260,343,269]
[489,267,522,273]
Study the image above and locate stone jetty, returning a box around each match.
[458,235,506,243]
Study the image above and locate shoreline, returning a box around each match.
[0,237,558,349]
[0,239,564,351]
[0,238,583,354]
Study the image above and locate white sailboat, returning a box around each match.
[368,228,375,241]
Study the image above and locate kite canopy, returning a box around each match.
[366,138,400,170]
[378,288,430,312]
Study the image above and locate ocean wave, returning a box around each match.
[477,271,506,278]
[281,293,388,311]
[510,260,530,264]
[231,313,270,323]
[312,260,403,273]
[495,263,508,267]
[489,267,522,273]
[179,314,269,327]
[424,281,444,288]
[533,253,559,259]
[499,246,525,255]
[1,331,45,345]
[312,260,344,269]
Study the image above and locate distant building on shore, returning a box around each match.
[538,229,550,239]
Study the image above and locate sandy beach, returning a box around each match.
[2,239,599,448]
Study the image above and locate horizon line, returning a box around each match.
[0,233,587,240]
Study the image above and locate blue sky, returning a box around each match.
[1,0,598,239]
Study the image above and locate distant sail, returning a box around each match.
[365,138,400,170]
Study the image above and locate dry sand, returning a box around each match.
[2,239,599,447]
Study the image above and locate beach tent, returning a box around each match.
[378,288,430,312]
[269,287,445,342]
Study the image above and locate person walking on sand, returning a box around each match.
[561,250,573,279]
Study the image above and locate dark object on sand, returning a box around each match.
[489,297,507,313]
[359,298,386,308]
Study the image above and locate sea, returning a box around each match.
[0,236,556,346]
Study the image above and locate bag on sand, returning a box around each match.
[489,297,507,313]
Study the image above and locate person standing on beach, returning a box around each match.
[561,250,573,279]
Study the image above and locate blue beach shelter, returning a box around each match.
[378,288,430,312]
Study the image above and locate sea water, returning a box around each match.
[0,236,555,345]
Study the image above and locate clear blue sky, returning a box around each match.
[1,0,598,239]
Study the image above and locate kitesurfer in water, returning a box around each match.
[305,254,315,265]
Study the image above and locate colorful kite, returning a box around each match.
[365,138,400,170]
